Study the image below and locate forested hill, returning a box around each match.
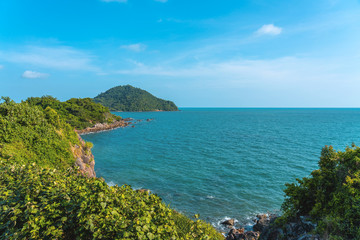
[93,85,178,112]
[26,96,121,130]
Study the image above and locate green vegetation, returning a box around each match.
[26,96,121,130]
[0,98,223,239]
[93,85,178,112]
[281,144,360,239]
[0,97,79,169]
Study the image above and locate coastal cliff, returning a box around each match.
[72,134,96,178]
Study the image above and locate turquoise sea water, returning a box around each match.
[82,108,360,229]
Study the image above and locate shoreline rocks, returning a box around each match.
[222,219,235,227]
[76,120,131,134]
[225,214,320,240]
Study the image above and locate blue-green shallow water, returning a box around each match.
[82,108,360,230]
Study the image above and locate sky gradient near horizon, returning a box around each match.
[1,0,360,107]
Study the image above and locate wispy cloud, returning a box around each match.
[22,70,49,79]
[114,55,356,89]
[256,24,282,36]
[101,0,127,3]
[0,65,3,69]
[0,46,98,71]
[154,0,168,2]
[120,43,147,52]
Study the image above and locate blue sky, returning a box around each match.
[0,0,360,107]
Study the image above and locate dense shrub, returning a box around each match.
[281,145,360,239]
[94,85,178,112]
[0,161,178,239]
[0,98,79,169]
[0,161,224,239]
[26,96,121,130]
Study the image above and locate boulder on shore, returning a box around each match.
[222,219,235,226]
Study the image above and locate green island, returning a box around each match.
[93,85,179,112]
[0,97,222,239]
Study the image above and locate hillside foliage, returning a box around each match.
[93,85,178,112]
[0,97,223,240]
[281,145,360,239]
[0,97,79,169]
[26,96,121,130]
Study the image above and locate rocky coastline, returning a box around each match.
[74,118,320,240]
[224,214,320,240]
[75,119,133,134]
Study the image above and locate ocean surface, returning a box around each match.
[82,108,360,230]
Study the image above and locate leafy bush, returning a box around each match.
[281,145,360,239]
[0,161,224,240]
[94,85,178,112]
[0,161,178,239]
[0,98,79,169]
[172,211,224,239]
[26,96,121,130]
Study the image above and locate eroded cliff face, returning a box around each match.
[71,134,96,178]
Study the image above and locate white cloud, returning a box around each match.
[0,65,3,69]
[22,70,49,79]
[155,0,168,2]
[114,56,354,89]
[120,43,147,52]
[256,24,282,36]
[0,46,98,71]
[101,0,127,2]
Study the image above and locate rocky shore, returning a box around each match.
[76,119,132,134]
[224,214,320,240]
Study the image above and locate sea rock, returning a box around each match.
[253,214,270,232]
[222,219,235,226]
[226,228,260,240]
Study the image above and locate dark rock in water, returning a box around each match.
[226,228,260,240]
[222,219,235,226]
[226,228,244,240]
[131,125,135,128]
[253,214,270,232]
[146,118,154,122]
